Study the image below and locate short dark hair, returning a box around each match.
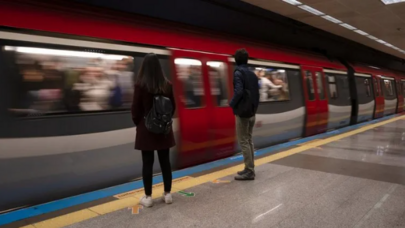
[234,48,248,66]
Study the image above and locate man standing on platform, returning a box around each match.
[229,48,260,181]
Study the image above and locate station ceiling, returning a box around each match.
[35,0,405,71]
[243,0,405,59]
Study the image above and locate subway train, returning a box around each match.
[1,3,405,212]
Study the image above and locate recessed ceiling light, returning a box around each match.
[339,23,357,30]
[381,0,405,5]
[298,5,325,15]
[282,0,302,5]
[321,15,342,24]
[354,30,369,36]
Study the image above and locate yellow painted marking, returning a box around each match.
[212,179,231,184]
[24,115,405,228]
[32,209,98,228]
[128,205,143,215]
[298,139,321,146]
[20,225,36,228]
[114,176,192,199]
[89,197,139,215]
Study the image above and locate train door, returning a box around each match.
[171,50,235,168]
[396,79,403,113]
[301,66,328,136]
[402,80,405,111]
[373,76,384,118]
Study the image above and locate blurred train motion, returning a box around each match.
[0,3,405,212]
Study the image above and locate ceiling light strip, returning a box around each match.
[280,0,404,55]
[340,23,357,30]
[282,0,302,5]
[321,15,341,24]
[354,30,368,36]
[298,5,324,15]
[381,0,405,5]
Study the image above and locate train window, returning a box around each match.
[374,79,380,97]
[327,75,338,99]
[383,79,393,96]
[207,61,228,107]
[252,66,290,102]
[5,45,135,117]
[175,58,204,109]
[342,77,349,89]
[364,79,371,97]
[315,72,325,100]
[397,81,402,96]
[305,71,315,101]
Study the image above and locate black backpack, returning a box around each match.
[234,69,255,118]
[145,95,173,134]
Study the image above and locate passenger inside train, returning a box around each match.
[254,67,289,102]
[7,46,134,116]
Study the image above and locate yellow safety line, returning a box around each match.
[23,115,405,228]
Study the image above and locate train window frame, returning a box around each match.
[374,78,380,97]
[304,70,315,101]
[315,72,326,100]
[174,58,205,109]
[380,79,385,96]
[1,40,171,118]
[207,61,229,107]
[250,64,291,103]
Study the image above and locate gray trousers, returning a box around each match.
[236,116,256,172]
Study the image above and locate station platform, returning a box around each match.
[2,115,405,228]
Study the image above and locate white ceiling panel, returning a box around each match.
[243,0,405,59]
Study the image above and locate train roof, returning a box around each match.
[0,1,346,71]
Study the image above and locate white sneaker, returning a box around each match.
[162,193,173,204]
[140,196,153,208]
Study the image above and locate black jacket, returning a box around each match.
[229,64,259,116]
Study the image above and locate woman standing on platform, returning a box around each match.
[131,53,176,207]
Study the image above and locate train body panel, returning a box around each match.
[300,66,329,136]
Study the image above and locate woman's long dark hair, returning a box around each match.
[136,53,169,94]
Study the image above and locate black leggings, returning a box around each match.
[141,149,172,196]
